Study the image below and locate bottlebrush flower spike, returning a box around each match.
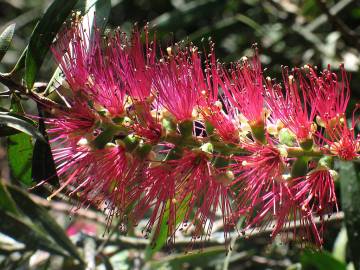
[195,44,240,144]
[230,141,285,224]
[109,25,156,101]
[132,149,235,247]
[43,16,359,250]
[51,19,94,92]
[266,68,317,146]
[52,21,127,117]
[45,101,98,144]
[304,64,350,124]
[48,143,138,218]
[293,168,338,217]
[322,111,360,160]
[152,46,199,122]
[220,50,265,126]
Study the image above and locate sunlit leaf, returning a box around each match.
[7,185,84,264]
[0,209,67,256]
[25,0,78,89]
[0,23,15,62]
[0,112,46,142]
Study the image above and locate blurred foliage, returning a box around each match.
[0,0,360,269]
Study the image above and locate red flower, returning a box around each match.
[322,112,359,160]
[133,150,234,246]
[266,68,317,141]
[220,51,264,125]
[152,46,199,121]
[230,142,285,222]
[293,169,338,217]
[109,26,156,101]
[305,65,350,123]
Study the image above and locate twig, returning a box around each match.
[305,0,354,32]
[30,194,107,225]
[0,73,63,109]
[251,255,291,268]
[223,218,244,270]
[31,191,344,249]
[315,0,360,50]
[84,237,96,270]
[90,212,344,249]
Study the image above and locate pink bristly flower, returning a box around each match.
[322,111,360,160]
[228,139,324,245]
[49,142,143,225]
[229,141,285,224]
[266,68,317,142]
[195,46,240,143]
[52,22,127,117]
[220,50,265,126]
[109,25,156,101]
[133,150,234,247]
[152,46,200,122]
[202,105,240,144]
[51,21,93,92]
[244,178,323,246]
[293,169,338,217]
[304,64,350,123]
[45,101,98,144]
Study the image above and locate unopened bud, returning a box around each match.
[288,75,294,84]
[329,170,339,181]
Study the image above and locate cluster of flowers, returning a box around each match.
[45,17,359,248]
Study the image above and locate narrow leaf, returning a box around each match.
[7,185,84,264]
[0,181,19,216]
[0,209,67,256]
[301,250,346,270]
[149,246,225,269]
[0,126,20,137]
[25,0,78,89]
[32,106,59,187]
[145,197,189,259]
[0,113,46,142]
[7,133,33,186]
[0,23,15,62]
[44,0,111,95]
[339,161,360,270]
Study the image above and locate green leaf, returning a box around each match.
[0,126,20,137]
[32,106,59,187]
[0,181,19,216]
[0,112,46,142]
[7,185,84,264]
[25,0,78,89]
[339,161,360,270]
[301,250,346,270]
[7,133,33,186]
[145,196,189,260]
[0,208,67,256]
[151,0,222,34]
[332,226,348,263]
[44,0,111,96]
[82,0,111,32]
[148,246,226,270]
[0,23,15,62]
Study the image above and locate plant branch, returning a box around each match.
[315,0,360,50]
